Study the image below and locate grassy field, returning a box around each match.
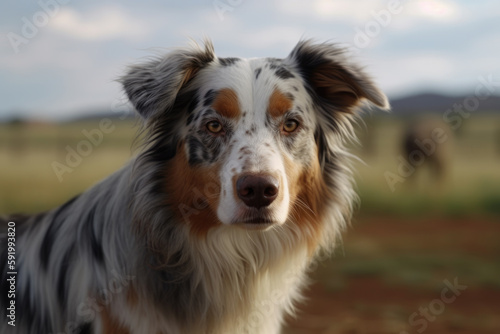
[1,114,499,216]
[353,114,500,217]
[1,114,499,333]
[0,119,138,213]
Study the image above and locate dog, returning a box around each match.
[0,39,388,334]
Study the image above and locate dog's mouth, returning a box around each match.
[235,219,277,231]
[242,217,274,224]
[232,208,280,230]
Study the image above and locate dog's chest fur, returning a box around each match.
[111,231,311,334]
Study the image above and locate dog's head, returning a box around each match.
[122,40,388,236]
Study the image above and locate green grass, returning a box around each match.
[0,120,137,214]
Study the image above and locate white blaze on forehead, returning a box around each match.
[214,58,295,225]
[193,59,255,109]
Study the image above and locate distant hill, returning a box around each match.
[61,109,136,123]
[2,93,499,124]
[389,93,500,115]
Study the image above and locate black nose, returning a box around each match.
[236,174,279,209]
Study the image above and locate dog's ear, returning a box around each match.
[120,41,215,120]
[287,40,389,113]
[287,40,389,169]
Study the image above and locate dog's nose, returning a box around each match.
[236,174,279,209]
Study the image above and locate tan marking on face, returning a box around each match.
[212,88,241,119]
[268,88,293,118]
[284,148,328,254]
[165,143,221,237]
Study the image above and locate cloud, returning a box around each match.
[0,33,92,72]
[407,0,462,22]
[276,0,463,34]
[276,0,387,22]
[48,6,148,41]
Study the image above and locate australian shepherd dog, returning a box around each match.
[1,40,388,334]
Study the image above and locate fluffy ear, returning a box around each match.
[287,40,389,112]
[120,40,215,120]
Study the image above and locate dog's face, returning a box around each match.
[179,57,319,231]
[122,40,388,235]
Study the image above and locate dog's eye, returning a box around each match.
[206,121,223,134]
[283,120,299,133]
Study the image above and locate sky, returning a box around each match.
[0,0,499,120]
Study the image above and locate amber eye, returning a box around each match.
[206,121,223,134]
[283,120,299,133]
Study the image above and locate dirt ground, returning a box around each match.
[283,217,500,334]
